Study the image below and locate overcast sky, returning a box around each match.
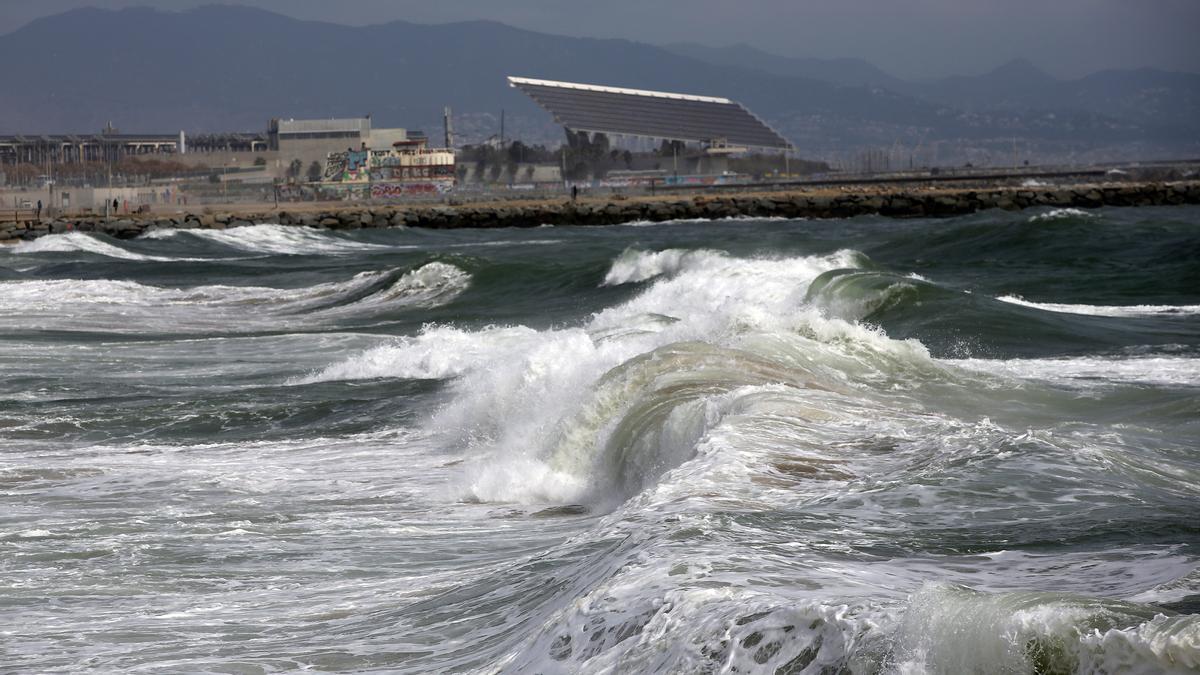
[3,0,1198,79]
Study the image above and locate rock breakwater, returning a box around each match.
[4,181,1199,242]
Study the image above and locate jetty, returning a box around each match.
[3,180,1199,242]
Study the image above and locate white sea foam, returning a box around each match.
[890,584,1199,675]
[11,232,176,261]
[294,325,539,384]
[601,248,723,285]
[616,215,792,228]
[144,223,395,255]
[0,278,178,308]
[0,263,469,332]
[301,247,936,504]
[996,295,1200,317]
[602,246,862,288]
[1029,207,1097,222]
[500,569,883,674]
[351,261,470,310]
[1075,615,1200,674]
[0,275,374,309]
[952,355,1200,388]
[501,555,1200,675]
[443,238,564,248]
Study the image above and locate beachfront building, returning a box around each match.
[317,134,456,199]
[178,117,411,183]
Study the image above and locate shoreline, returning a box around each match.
[3,180,1199,242]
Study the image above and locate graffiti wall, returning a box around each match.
[369,165,456,182]
[323,152,347,180]
[323,150,371,182]
[370,182,454,199]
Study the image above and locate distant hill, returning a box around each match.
[668,44,1200,139]
[0,6,936,134]
[908,58,1062,111]
[0,6,1196,164]
[661,42,903,89]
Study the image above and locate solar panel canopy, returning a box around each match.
[508,77,791,151]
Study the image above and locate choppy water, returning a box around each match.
[2,207,1198,674]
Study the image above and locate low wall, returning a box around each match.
[3,181,1199,242]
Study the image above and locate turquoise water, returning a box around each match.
[1,206,1198,673]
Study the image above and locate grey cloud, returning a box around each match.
[2,0,1196,78]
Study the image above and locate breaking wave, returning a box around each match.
[501,578,1197,674]
[11,232,178,261]
[616,215,793,228]
[300,247,938,504]
[142,223,396,255]
[955,354,1200,388]
[0,262,470,333]
[7,208,1199,674]
[996,295,1200,317]
[1029,207,1098,222]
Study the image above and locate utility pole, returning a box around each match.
[500,109,506,149]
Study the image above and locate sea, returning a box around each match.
[1,205,1198,674]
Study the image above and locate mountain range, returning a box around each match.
[665,43,1200,138]
[2,6,1197,165]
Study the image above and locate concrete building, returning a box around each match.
[2,118,411,184]
[264,117,408,180]
[176,117,411,181]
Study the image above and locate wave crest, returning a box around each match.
[12,232,172,261]
[996,295,1200,317]
[602,248,723,286]
[0,262,469,332]
[1029,207,1097,223]
[144,224,393,255]
[303,247,935,506]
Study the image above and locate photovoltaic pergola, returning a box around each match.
[508,76,792,151]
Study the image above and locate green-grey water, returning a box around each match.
[1,206,1198,673]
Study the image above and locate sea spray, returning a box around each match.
[142,222,398,254]
[2,209,1197,672]
[0,262,470,333]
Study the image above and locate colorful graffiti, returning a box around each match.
[346,151,369,177]
[323,152,347,180]
[367,165,456,181]
[324,150,371,181]
[370,182,454,199]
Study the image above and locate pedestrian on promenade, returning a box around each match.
[36,200,42,221]
[113,199,119,214]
